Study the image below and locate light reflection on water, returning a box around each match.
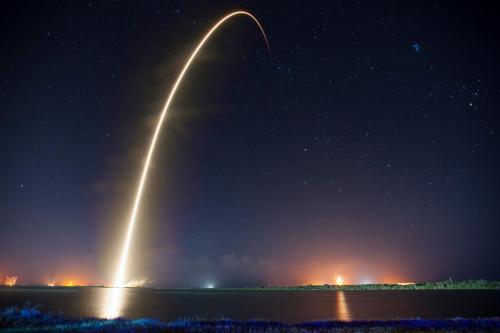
[101,287,126,319]
[102,288,353,320]
[336,291,351,321]
[0,288,498,322]
[99,288,353,321]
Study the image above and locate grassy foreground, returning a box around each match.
[1,306,499,333]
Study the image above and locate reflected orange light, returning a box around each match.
[336,291,351,321]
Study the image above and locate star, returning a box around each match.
[411,43,422,53]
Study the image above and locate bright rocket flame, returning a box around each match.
[47,281,55,287]
[4,276,17,287]
[103,10,270,319]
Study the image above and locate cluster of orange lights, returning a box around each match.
[47,280,88,287]
[3,275,89,287]
[4,276,18,287]
[397,282,416,286]
[305,275,346,286]
[335,275,345,286]
[304,274,416,286]
[1,272,94,288]
[3,273,411,288]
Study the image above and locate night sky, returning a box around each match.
[1,1,499,287]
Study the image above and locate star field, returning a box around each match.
[1,1,499,286]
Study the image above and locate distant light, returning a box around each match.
[335,275,345,286]
[47,281,55,287]
[358,277,374,285]
[4,276,17,287]
[397,282,415,286]
[411,43,422,53]
[205,282,215,289]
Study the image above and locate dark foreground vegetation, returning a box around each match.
[1,306,499,333]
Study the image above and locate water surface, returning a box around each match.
[0,287,498,322]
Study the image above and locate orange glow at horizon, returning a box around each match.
[293,257,415,286]
[5,276,17,287]
[335,275,345,286]
[60,279,88,287]
[397,281,416,286]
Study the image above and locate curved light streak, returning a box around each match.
[103,11,270,318]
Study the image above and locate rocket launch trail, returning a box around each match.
[103,11,270,318]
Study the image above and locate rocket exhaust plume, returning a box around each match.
[103,11,270,318]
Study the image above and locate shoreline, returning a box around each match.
[2,279,500,291]
[1,307,500,333]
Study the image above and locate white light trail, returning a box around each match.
[103,11,270,319]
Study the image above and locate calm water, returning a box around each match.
[0,287,499,322]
